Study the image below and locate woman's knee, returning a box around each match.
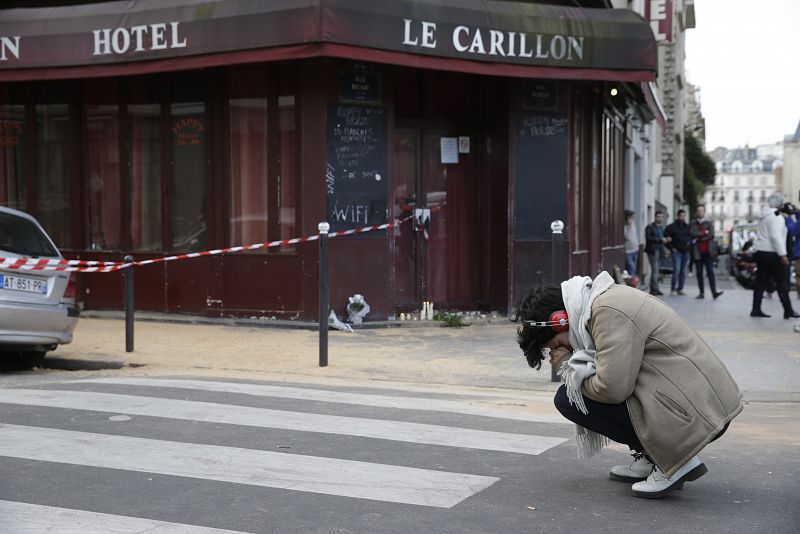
[553,385,571,414]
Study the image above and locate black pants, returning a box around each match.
[553,385,729,456]
[554,385,644,452]
[752,251,795,315]
[694,252,718,295]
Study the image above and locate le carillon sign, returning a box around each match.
[0,0,656,81]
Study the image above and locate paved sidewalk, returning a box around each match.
[32,273,800,402]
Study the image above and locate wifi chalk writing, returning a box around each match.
[326,104,387,233]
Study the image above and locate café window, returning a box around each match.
[170,75,206,252]
[35,97,71,248]
[278,67,297,242]
[572,100,588,251]
[0,90,27,212]
[85,80,121,251]
[129,78,162,251]
[228,67,269,247]
[601,112,624,247]
[226,65,298,249]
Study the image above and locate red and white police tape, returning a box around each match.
[0,215,414,273]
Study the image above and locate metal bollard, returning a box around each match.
[318,222,330,367]
[550,220,565,382]
[124,255,134,353]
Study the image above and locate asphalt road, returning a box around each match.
[0,372,797,534]
[0,277,798,533]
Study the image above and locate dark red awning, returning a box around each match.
[0,0,657,82]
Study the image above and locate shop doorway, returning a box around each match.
[392,128,480,313]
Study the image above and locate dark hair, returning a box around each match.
[515,284,564,370]
[677,209,686,215]
[655,210,664,216]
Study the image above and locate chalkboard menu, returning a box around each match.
[514,111,568,240]
[326,104,388,233]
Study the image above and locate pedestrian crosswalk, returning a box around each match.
[0,376,570,533]
[0,500,250,534]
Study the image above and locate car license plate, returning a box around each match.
[0,273,48,294]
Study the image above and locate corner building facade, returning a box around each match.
[0,0,660,320]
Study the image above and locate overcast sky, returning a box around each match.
[684,0,800,151]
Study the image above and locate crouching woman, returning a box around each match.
[516,271,743,498]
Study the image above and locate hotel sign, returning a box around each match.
[402,19,584,62]
[0,0,656,79]
[646,0,674,43]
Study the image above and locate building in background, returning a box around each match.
[613,0,697,283]
[705,144,784,233]
[685,82,705,145]
[0,0,662,320]
[782,120,800,205]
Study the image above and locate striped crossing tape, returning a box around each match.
[0,215,414,273]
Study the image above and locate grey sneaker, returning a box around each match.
[610,452,654,483]
[631,456,708,499]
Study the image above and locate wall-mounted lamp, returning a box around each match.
[610,87,619,97]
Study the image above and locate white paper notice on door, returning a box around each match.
[440,137,459,164]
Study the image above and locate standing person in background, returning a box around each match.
[624,210,640,278]
[665,209,692,296]
[785,202,800,299]
[644,211,670,296]
[689,205,723,300]
[750,192,800,318]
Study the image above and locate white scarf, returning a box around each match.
[557,271,615,458]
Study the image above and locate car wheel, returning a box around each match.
[23,350,46,369]
[8,350,47,370]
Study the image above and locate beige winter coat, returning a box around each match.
[582,284,743,477]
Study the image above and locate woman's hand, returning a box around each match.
[550,346,572,365]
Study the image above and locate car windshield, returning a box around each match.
[0,212,59,258]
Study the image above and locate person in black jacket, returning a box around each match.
[664,209,692,296]
[645,211,670,295]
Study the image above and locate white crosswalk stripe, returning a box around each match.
[0,377,568,531]
[75,377,564,423]
[0,424,498,508]
[0,388,566,455]
[0,500,252,534]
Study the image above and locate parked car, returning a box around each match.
[0,206,79,368]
